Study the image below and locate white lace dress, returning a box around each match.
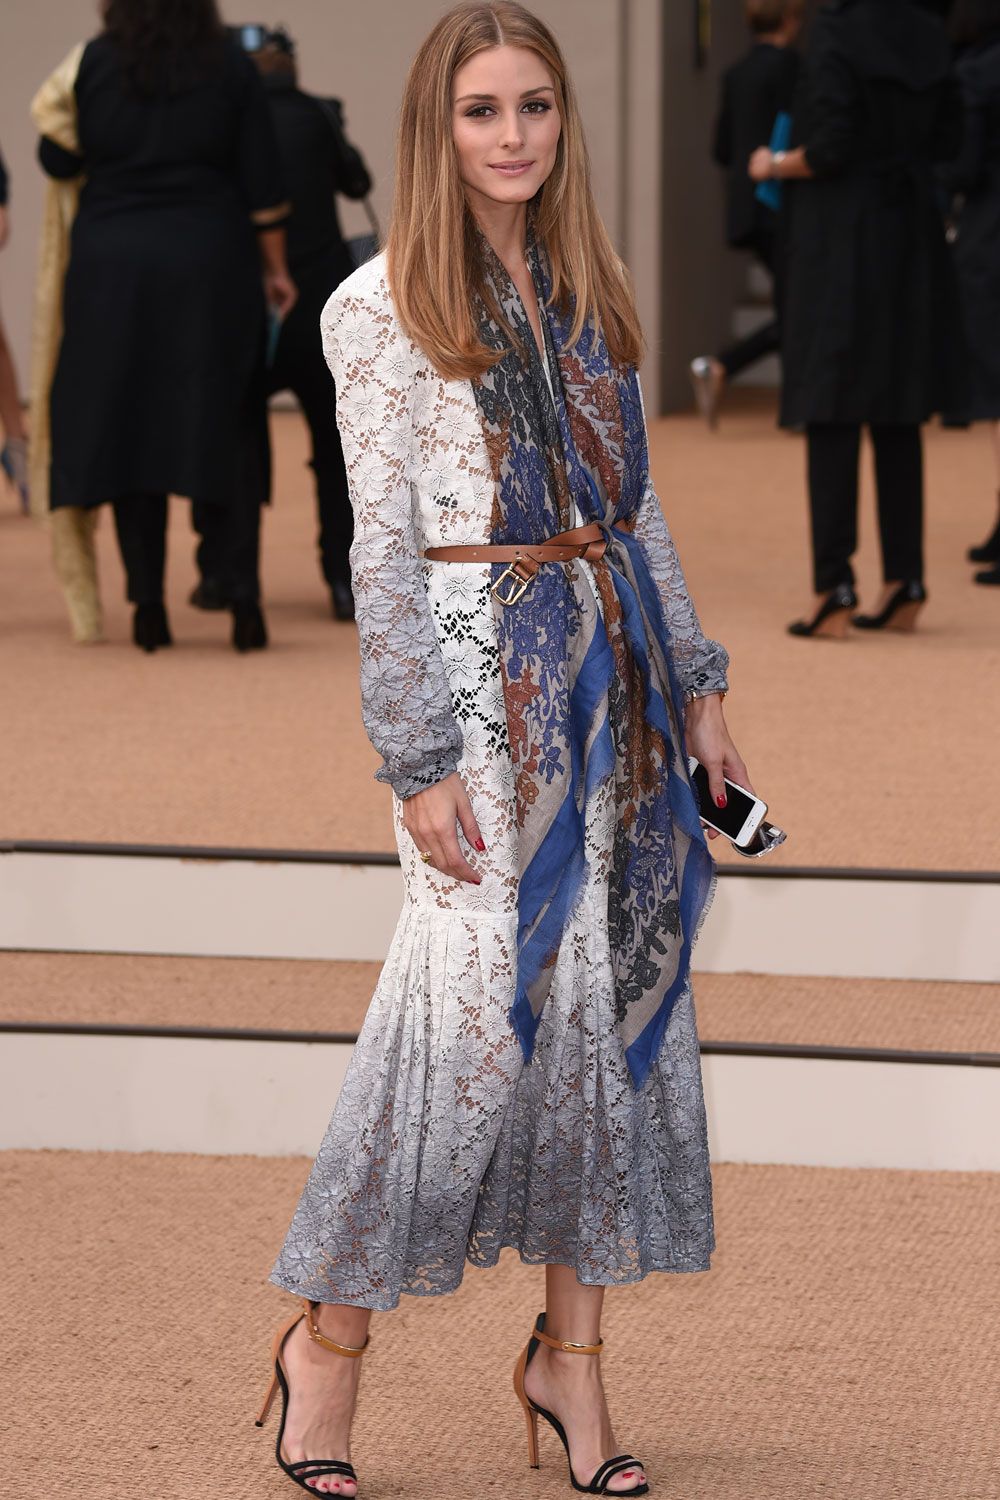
[271,255,729,1311]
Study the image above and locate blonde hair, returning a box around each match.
[387,0,643,381]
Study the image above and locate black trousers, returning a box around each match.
[718,226,781,380]
[805,422,924,594]
[115,490,261,605]
[267,276,353,588]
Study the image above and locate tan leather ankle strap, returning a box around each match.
[303,1300,369,1358]
[533,1325,604,1356]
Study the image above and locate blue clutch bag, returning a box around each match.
[754,111,792,213]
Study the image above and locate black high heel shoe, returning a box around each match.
[968,498,1000,563]
[513,1312,649,1496]
[132,602,172,653]
[852,580,926,632]
[256,1300,368,1494]
[787,584,857,639]
[232,600,268,652]
[330,579,356,621]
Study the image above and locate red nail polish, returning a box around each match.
[475,837,486,852]
[716,794,727,808]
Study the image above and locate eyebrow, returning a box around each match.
[454,85,556,104]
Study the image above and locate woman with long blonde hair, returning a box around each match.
[260,5,750,1494]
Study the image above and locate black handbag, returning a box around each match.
[313,97,380,267]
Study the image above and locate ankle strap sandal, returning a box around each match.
[513,1312,649,1495]
[255,1300,369,1494]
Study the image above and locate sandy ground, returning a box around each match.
[2,393,998,867]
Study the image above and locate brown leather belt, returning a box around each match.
[422,522,607,606]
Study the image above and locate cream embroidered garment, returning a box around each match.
[271,254,727,1310]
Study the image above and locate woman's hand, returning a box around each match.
[748,146,774,182]
[684,694,753,841]
[402,771,486,884]
[264,268,297,319]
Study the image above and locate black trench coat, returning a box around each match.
[941,36,1000,420]
[780,0,963,429]
[43,34,286,511]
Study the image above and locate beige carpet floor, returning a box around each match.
[1,1149,997,1498]
[3,949,998,1053]
[3,395,999,866]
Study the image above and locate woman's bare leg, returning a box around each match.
[0,315,26,443]
[522,1264,647,1494]
[278,1303,372,1496]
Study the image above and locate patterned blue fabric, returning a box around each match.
[472,236,713,1089]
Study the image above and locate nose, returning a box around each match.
[497,109,525,150]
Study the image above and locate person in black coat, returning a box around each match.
[40,0,295,653]
[193,28,371,621]
[750,0,963,637]
[941,0,1000,584]
[690,0,802,428]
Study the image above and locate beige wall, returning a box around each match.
[0,1,747,416]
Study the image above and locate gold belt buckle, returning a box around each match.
[491,559,534,606]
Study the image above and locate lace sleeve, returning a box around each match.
[630,377,729,699]
[323,274,464,798]
[633,480,729,697]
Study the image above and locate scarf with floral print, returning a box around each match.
[471,233,713,1088]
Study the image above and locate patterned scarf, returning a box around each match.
[471,233,714,1089]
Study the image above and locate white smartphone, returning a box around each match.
[687,757,768,849]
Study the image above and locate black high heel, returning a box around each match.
[256,1300,368,1494]
[330,579,356,621]
[513,1312,649,1496]
[852,580,926,632]
[787,584,857,639]
[968,498,1000,563]
[132,602,172,653]
[232,600,268,652]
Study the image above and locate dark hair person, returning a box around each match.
[258,4,751,1495]
[749,0,963,636]
[212,27,372,622]
[35,0,294,650]
[943,0,1000,583]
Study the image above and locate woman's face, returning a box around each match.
[451,45,561,214]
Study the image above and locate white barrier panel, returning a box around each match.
[0,852,402,962]
[2,1032,998,1170]
[2,850,998,982]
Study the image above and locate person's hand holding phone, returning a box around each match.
[684,693,753,840]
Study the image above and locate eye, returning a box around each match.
[522,100,552,114]
[464,104,494,118]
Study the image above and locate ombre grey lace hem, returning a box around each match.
[270,899,714,1314]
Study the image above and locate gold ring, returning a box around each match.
[419,850,433,865]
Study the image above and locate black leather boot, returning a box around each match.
[969,494,1000,563]
[132,602,172,653]
[231,600,268,652]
